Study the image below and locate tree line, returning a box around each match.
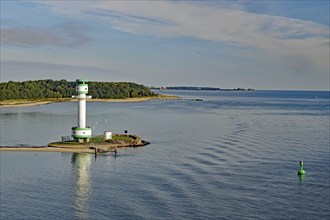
[0,79,156,100]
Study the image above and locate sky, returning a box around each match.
[1,0,329,90]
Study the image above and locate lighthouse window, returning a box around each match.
[83,132,85,134]
[85,88,87,90]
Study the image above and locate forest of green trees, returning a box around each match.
[0,80,156,100]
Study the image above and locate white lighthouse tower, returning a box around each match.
[72,79,92,143]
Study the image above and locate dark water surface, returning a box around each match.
[1,90,329,219]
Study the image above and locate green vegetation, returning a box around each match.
[48,134,146,149]
[89,135,105,143]
[112,135,135,141]
[0,79,156,101]
[60,135,136,145]
[90,135,135,143]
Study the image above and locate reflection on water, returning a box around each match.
[71,153,92,220]
[298,174,305,183]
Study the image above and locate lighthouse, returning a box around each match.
[71,79,92,143]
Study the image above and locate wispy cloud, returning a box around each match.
[2,1,328,89]
[34,1,329,68]
[1,23,93,47]
[37,1,328,45]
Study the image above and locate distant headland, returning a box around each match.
[150,86,255,91]
[0,79,156,100]
[0,79,179,107]
[0,80,254,108]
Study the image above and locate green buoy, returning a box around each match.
[297,160,306,175]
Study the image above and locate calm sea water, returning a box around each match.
[1,90,329,219]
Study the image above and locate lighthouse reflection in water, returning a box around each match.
[71,153,92,220]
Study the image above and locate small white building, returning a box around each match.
[104,131,112,140]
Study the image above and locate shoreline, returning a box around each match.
[0,139,150,154]
[0,147,96,153]
[0,101,55,108]
[0,134,150,154]
[0,95,181,108]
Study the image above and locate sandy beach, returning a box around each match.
[0,95,180,108]
[0,100,54,108]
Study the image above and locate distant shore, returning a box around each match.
[151,86,255,91]
[0,95,180,108]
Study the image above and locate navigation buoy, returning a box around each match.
[297,160,306,175]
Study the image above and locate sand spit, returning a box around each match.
[0,95,181,108]
[0,135,150,154]
[0,141,149,154]
[0,101,54,108]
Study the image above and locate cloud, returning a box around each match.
[37,1,329,45]
[2,0,328,89]
[1,23,93,47]
[34,1,329,68]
